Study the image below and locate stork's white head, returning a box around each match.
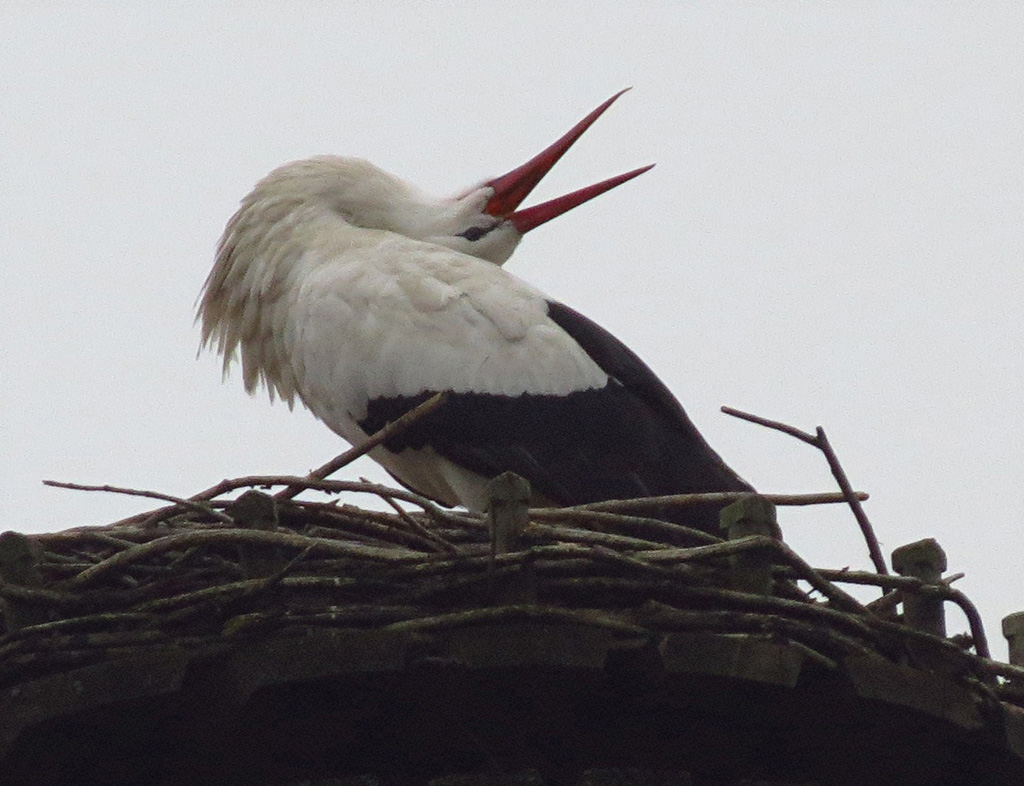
[226,89,652,268]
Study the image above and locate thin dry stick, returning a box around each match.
[67,529,425,589]
[525,522,672,552]
[721,406,888,576]
[119,477,468,532]
[275,392,448,501]
[359,477,457,553]
[42,481,234,524]
[383,604,649,636]
[553,490,866,516]
[813,426,887,575]
[230,477,467,523]
[944,586,990,659]
[802,568,963,595]
[531,507,722,545]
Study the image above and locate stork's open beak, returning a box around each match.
[483,89,654,234]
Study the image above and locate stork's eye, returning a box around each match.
[458,225,493,242]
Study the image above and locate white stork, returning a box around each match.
[198,91,752,534]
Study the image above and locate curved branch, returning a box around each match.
[721,406,887,576]
[42,481,234,524]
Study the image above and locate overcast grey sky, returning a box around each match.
[3,4,1022,656]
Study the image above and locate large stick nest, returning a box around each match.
[1,470,1021,711]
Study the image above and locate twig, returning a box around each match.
[944,587,990,659]
[274,605,422,628]
[548,490,866,517]
[115,477,472,532]
[789,567,962,593]
[206,477,465,523]
[358,476,456,553]
[530,508,721,545]
[813,426,887,575]
[0,612,160,643]
[361,543,596,580]
[383,604,648,636]
[721,406,888,576]
[720,408,820,446]
[274,392,448,501]
[129,577,290,613]
[42,481,234,524]
[524,523,671,552]
[66,529,425,589]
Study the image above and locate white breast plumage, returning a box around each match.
[289,238,609,427]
